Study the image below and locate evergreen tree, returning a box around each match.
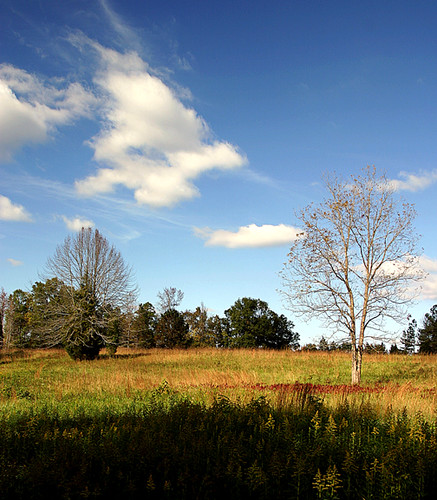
[400,318,417,354]
[132,302,157,348]
[418,305,437,354]
[155,309,189,348]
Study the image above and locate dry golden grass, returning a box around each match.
[1,347,436,419]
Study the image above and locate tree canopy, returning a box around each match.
[224,297,299,349]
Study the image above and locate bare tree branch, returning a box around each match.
[280,166,425,384]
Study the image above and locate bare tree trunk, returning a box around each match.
[351,345,362,385]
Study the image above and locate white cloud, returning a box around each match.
[0,64,95,162]
[62,215,95,232]
[388,170,437,192]
[75,42,246,208]
[417,255,437,300]
[7,258,23,267]
[0,195,32,221]
[194,223,302,248]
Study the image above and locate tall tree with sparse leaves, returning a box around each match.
[281,166,423,384]
[43,228,137,359]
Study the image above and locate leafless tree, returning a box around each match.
[280,166,424,384]
[43,228,137,358]
[156,286,184,313]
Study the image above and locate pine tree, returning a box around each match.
[400,318,417,354]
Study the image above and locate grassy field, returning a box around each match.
[1,348,436,498]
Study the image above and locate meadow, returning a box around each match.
[1,348,436,499]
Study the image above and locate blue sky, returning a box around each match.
[1,0,437,344]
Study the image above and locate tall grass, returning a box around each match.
[1,348,436,498]
[1,348,435,418]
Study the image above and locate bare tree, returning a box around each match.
[280,166,424,384]
[43,228,137,359]
[157,286,184,313]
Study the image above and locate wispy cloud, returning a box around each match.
[7,258,23,267]
[194,223,302,248]
[98,0,142,50]
[388,170,437,192]
[0,195,32,221]
[73,39,246,208]
[62,215,95,232]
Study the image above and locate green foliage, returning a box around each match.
[0,393,436,499]
[61,282,106,360]
[418,305,437,354]
[64,335,103,360]
[155,308,190,348]
[400,318,417,354]
[131,302,157,348]
[224,297,299,349]
[5,289,31,348]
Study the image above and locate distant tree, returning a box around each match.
[364,342,387,354]
[418,305,437,354]
[157,287,184,313]
[0,287,7,348]
[400,318,417,354]
[301,343,318,351]
[155,309,189,348]
[185,304,213,346]
[281,166,423,384]
[336,341,352,351]
[224,297,299,349]
[43,228,137,360]
[207,314,228,347]
[25,278,68,348]
[318,336,330,351]
[132,302,157,348]
[390,344,401,354]
[5,290,30,348]
[117,292,138,348]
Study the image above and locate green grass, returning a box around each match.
[1,348,436,499]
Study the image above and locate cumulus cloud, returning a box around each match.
[388,170,437,192]
[75,42,246,207]
[0,195,32,221]
[7,258,23,267]
[194,223,302,248]
[62,215,95,232]
[0,64,95,162]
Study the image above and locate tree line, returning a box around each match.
[299,307,437,356]
[0,281,299,357]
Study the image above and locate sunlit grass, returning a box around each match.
[1,347,436,420]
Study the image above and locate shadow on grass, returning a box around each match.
[98,352,151,360]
